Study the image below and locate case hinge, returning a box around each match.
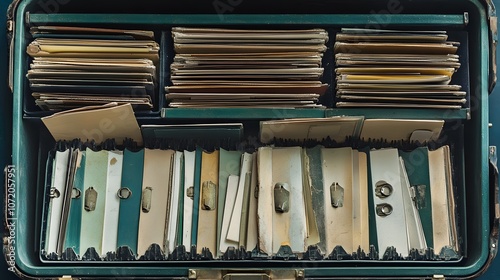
[188,269,304,280]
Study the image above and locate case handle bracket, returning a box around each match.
[489,146,499,257]
[188,269,305,280]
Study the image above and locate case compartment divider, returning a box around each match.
[27,13,467,26]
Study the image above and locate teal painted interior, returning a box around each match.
[161,108,469,120]
[28,13,467,26]
[6,0,493,278]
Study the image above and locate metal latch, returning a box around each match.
[188,269,305,280]
[58,276,79,280]
[432,275,445,280]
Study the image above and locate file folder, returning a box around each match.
[137,149,174,255]
[399,147,434,248]
[63,150,85,255]
[245,156,259,251]
[167,151,183,253]
[369,148,409,258]
[304,146,325,253]
[226,153,253,243]
[182,150,196,248]
[272,147,307,253]
[219,174,240,253]
[257,147,273,255]
[197,150,219,254]
[102,150,123,255]
[116,149,144,255]
[80,149,109,256]
[217,149,242,255]
[321,147,354,253]
[45,149,70,254]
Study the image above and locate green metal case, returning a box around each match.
[4,0,500,279]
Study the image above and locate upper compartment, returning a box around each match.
[14,0,478,121]
[14,0,479,120]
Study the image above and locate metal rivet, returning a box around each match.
[375,181,393,198]
[71,188,81,199]
[117,187,132,199]
[376,203,393,217]
[50,187,60,198]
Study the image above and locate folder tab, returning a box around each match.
[182,150,196,248]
